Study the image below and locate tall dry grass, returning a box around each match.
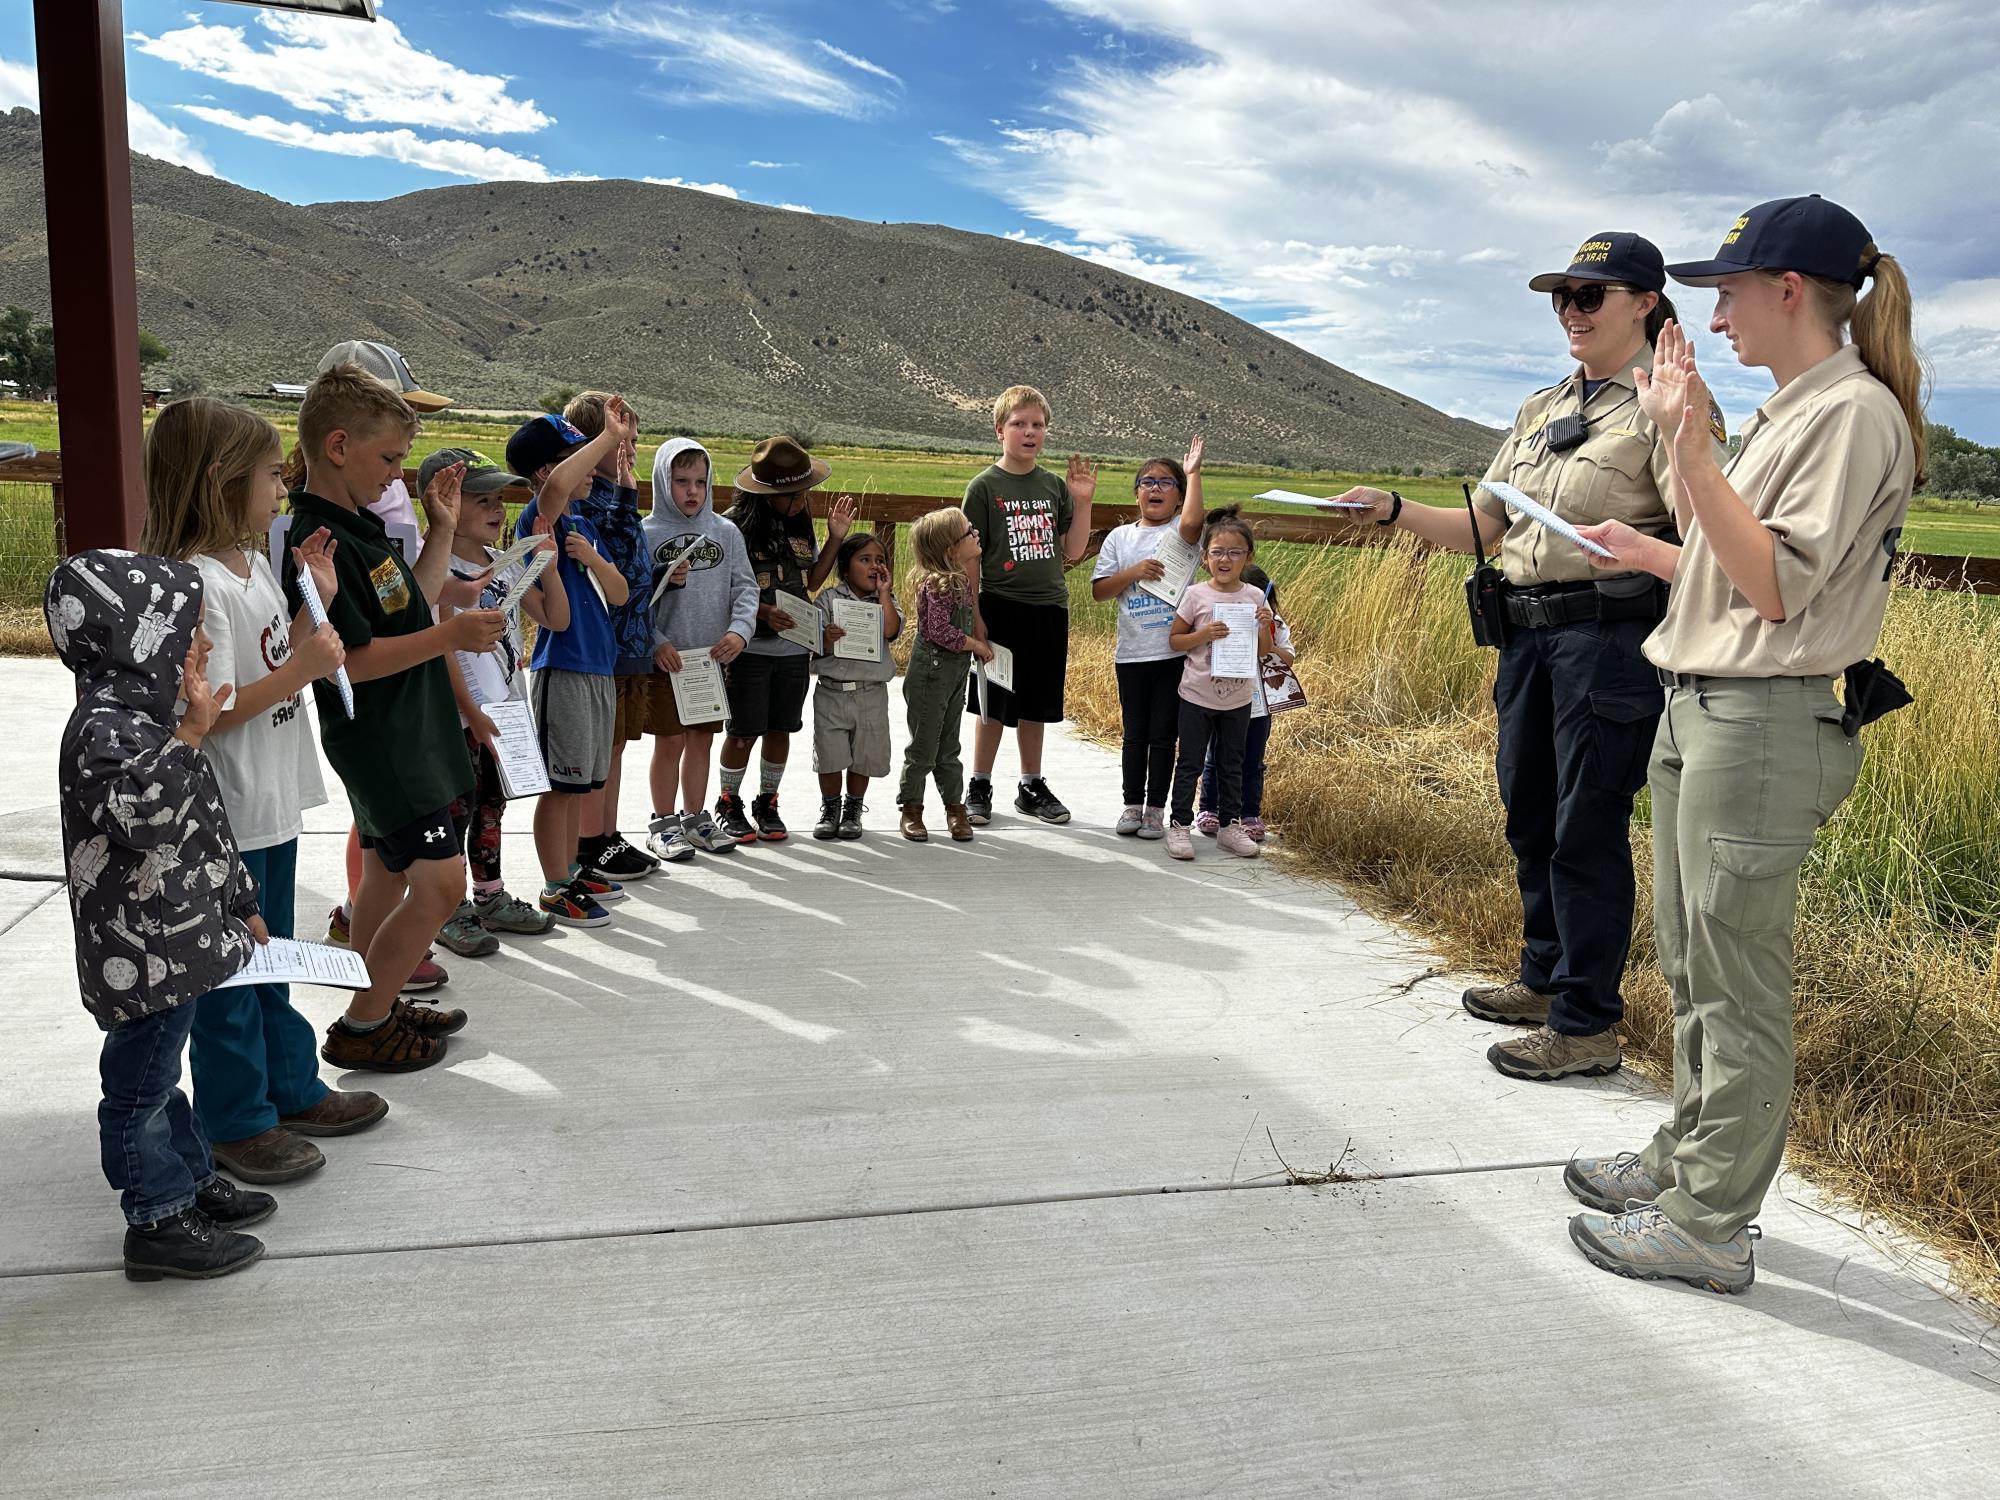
[1067,539,2000,1298]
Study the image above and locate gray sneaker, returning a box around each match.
[1115,805,1144,836]
[474,890,554,935]
[645,812,698,863]
[437,902,500,957]
[1565,1152,1666,1213]
[685,809,738,853]
[1487,1024,1620,1081]
[1569,1201,1759,1295]
[1462,980,1552,1025]
[1137,807,1166,841]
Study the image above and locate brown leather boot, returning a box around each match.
[899,803,929,841]
[209,1126,325,1185]
[944,803,974,842]
[280,1089,390,1137]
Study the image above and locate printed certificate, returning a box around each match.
[672,652,730,724]
[831,597,883,662]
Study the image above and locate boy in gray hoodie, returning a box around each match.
[641,438,759,858]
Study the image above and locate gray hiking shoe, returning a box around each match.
[474,889,554,935]
[1488,1024,1620,1081]
[1565,1152,1666,1213]
[1462,980,1553,1026]
[437,902,500,957]
[1569,1201,1759,1295]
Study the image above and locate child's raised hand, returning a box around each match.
[827,493,857,542]
[176,635,229,742]
[1066,453,1099,505]
[617,435,637,485]
[295,621,345,681]
[422,460,466,532]
[654,641,684,674]
[604,395,638,444]
[291,526,340,607]
[1183,433,1205,474]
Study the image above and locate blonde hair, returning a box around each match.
[992,384,1052,430]
[298,362,419,467]
[907,506,970,600]
[139,398,283,559]
[563,389,636,438]
[1766,247,1930,483]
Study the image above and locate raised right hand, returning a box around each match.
[654,641,683,674]
[295,621,345,680]
[1635,320,1691,443]
[450,608,507,653]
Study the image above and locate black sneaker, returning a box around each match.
[1014,778,1072,824]
[965,778,993,826]
[589,833,659,881]
[838,795,866,840]
[123,1208,264,1282]
[714,791,758,844]
[195,1175,277,1230]
[813,795,841,841]
[751,792,788,841]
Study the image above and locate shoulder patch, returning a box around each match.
[1708,401,1727,445]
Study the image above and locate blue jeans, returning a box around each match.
[98,1001,214,1226]
[191,839,328,1141]
[1201,712,1273,818]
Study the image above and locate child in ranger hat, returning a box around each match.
[429,447,567,952]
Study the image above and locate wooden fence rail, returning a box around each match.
[9,451,1998,595]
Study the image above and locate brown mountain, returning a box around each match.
[0,108,1498,468]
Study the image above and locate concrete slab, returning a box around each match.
[3,1174,1994,1498]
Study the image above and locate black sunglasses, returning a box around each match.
[1550,283,1640,315]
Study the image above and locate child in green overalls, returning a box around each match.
[897,507,993,843]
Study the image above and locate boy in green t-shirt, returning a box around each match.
[959,384,1097,825]
[282,365,506,1074]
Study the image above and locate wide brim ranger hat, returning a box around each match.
[1527,231,1667,293]
[733,434,831,495]
[1666,195,1875,288]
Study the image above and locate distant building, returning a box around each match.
[266,382,309,402]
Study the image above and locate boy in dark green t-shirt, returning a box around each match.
[281,364,506,1075]
[960,384,1097,826]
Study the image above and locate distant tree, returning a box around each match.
[137,327,171,370]
[0,305,57,397]
[539,385,578,415]
[1924,422,2000,500]
[165,370,206,400]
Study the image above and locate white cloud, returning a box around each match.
[813,40,903,88]
[642,176,742,199]
[2,52,216,175]
[498,4,893,120]
[949,0,2000,432]
[131,1,551,135]
[180,107,574,182]
[746,160,796,169]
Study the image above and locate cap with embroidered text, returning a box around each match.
[1527,232,1666,294]
[504,414,590,479]
[1667,196,1875,288]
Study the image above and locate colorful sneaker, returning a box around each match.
[589,834,659,881]
[838,795,866,840]
[1462,981,1553,1026]
[714,791,758,844]
[1487,1024,1621,1081]
[437,901,500,958]
[751,791,788,840]
[320,1010,447,1073]
[541,880,612,929]
[474,889,555,935]
[1568,1201,1759,1295]
[645,812,698,863]
[1014,778,1071,824]
[813,795,842,841]
[685,808,739,853]
[568,867,626,903]
[1166,822,1195,861]
[1194,811,1221,837]
[1242,816,1268,843]
[1565,1152,1667,1214]
[1138,807,1166,840]
[964,779,993,826]
[401,955,448,993]
[326,903,351,947]
[1115,805,1144,836]
[1217,821,1261,858]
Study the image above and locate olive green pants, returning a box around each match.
[1640,677,1861,1241]
[897,641,972,807]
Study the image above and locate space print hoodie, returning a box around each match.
[46,551,259,1029]
[642,438,759,653]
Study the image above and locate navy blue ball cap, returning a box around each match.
[1527,232,1666,293]
[1667,195,1874,288]
[504,413,589,479]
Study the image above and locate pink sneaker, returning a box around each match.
[1217,822,1261,858]
[1194,811,1220,837]
[1243,816,1267,843]
[1165,822,1195,861]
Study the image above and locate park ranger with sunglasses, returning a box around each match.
[1335,232,1725,1084]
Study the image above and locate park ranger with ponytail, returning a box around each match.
[1566,195,1923,1294]
[1334,233,1721,1085]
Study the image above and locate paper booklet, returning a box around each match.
[671,652,730,724]
[1210,602,1260,679]
[1261,655,1308,715]
[1255,489,1377,510]
[1136,528,1200,608]
[1479,480,1615,558]
[480,699,551,799]
[972,642,1016,721]
[294,564,356,719]
[213,937,372,991]
[775,590,823,653]
[831,596,883,663]
[648,537,705,607]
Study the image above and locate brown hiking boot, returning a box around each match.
[1462,980,1553,1026]
[209,1126,325,1185]
[899,804,929,842]
[1488,1024,1620,1081]
[280,1089,390,1137]
[392,997,468,1036]
[321,1010,448,1073]
[944,803,974,842]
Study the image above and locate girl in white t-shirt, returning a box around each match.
[141,399,384,1187]
[1089,435,1206,839]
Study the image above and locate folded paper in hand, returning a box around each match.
[1479,481,1615,559]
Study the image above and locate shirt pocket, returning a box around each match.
[1564,435,1656,525]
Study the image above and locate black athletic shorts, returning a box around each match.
[966,594,1068,726]
[359,804,469,874]
[724,650,811,738]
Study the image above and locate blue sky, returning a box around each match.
[4,0,1996,442]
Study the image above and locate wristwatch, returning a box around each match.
[1375,491,1404,526]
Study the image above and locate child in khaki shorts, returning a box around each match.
[809,532,902,839]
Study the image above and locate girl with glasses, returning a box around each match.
[1333,231,1716,1085]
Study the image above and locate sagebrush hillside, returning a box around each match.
[0,107,1498,468]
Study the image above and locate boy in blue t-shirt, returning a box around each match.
[504,400,637,927]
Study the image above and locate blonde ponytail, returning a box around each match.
[1849,248,1930,485]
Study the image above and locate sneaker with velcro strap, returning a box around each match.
[686,808,739,853]
[645,812,698,863]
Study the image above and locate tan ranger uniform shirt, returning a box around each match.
[1645,345,1915,679]
[1472,358,1686,585]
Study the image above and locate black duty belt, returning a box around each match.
[1501,581,1661,630]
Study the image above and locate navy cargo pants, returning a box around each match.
[1492,613,1662,1036]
